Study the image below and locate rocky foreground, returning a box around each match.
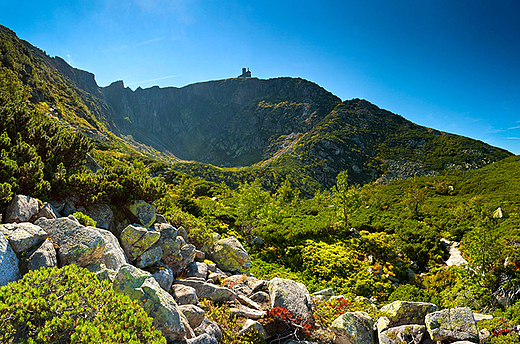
[0,194,493,344]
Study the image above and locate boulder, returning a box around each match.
[425,307,479,343]
[379,324,425,344]
[94,227,128,271]
[0,222,47,254]
[172,284,199,305]
[250,291,271,310]
[187,333,218,344]
[331,311,375,344]
[179,304,206,329]
[269,277,312,322]
[209,236,251,273]
[0,233,21,286]
[86,263,116,283]
[34,217,105,267]
[378,301,437,331]
[155,214,168,224]
[238,294,263,311]
[238,319,266,338]
[187,261,209,279]
[175,279,237,302]
[85,204,115,232]
[113,264,187,342]
[230,305,266,320]
[37,202,61,220]
[128,200,156,227]
[120,224,160,261]
[152,264,174,292]
[27,238,58,271]
[5,195,39,223]
[136,246,163,268]
[312,287,336,302]
[194,318,222,343]
[155,224,196,274]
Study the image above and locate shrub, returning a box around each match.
[72,211,97,227]
[259,307,314,342]
[0,265,166,343]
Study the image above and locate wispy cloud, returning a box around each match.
[136,37,164,46]
[507,126,520,130]
[127,74,183,86]
[506,137,520,140]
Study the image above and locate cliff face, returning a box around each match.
[101,77,341,166]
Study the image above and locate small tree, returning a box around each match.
[332,171,361,228]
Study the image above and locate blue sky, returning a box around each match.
[2,0,520,153]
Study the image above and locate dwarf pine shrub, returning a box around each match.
[0,265,166,343]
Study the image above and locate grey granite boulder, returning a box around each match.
[425,307,479,343]
[187,261,209,279]
[172,284,199,305]
[331,311,375,344]
[5,195,40,223]
[86,204,114,232]
[94,227,128,271]
[37,202,61,220]
[136,246,163,268]
[378,301,438,332]
[194,318,222,343]
[230,305,266,320]
[175,279,237,302]
[0,222,47,254]
[35,217,105,267]
[379,324,426,344]
[154,223,196,274]
[0,233,21,285]
[152,264,174,291]
[128,200,156,227]
[179,304,206,329]
[113,264,188,342]
[187,333,218,344]
[27,238,58,271]
[238,319,266,338]
[269,277,312,322]
[208,236,251,273]
[120,224,160,261]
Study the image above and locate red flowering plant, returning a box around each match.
[259,307,315,342]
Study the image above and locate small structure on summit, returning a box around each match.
[238,67,251,78]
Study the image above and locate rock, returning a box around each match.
[331,311,375,344]
[187,333,218,344]
[27,238,58,271]
[120,224,161,261]
[136,246,163,268]
[86,263,116,282]
[379,324,425,344]
[0,233,21,286]
[94,227,128,271]
[37,202,61,220]
[250,291,270,309]
[473,313,493,322]
[238,319,266,338]
[0,222,47,254]
[34,217,105,267]
[425,307,479,343]
[85,204,115,232]
[175,279,237,302]
[128,200,156,227]
[5,195,39,223]
[209,236,251,273]
[113,264,187,342]
[177,226,189,243]
[155,214,168,224]
[207,269,228,283]
[269,277,312,322]
[155,224,196,275]
[378,301,437,331]
[194,318,222,343]
[152,264,174,292]
[86,152,101,173]
[172,284,199,305]
[238,294,263,311]
[179,304,206,329]
[312,287,335,301]
[187,261,209,279]
[230,305,266,320]
[49,200,66,213]
[195,250,205,261]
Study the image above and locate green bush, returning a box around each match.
[72,212,97,227]
[0,265,166,343]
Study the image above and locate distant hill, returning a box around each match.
[0,24,512,191]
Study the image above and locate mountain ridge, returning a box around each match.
[0,24,513,191]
